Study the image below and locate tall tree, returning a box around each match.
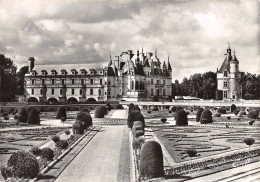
[0,54,17,101]
[16,66,29,95]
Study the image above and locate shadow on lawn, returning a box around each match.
[37,174,56,180]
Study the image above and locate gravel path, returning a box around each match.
[55,125,131,182]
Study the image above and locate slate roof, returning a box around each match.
[218,54,232,73]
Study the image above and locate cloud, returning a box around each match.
[0,0,258,81]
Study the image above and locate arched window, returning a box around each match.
[98,89,101,96]
[131,80,134,90]
[135,81,139,90]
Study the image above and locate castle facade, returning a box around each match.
[24,49,172,103]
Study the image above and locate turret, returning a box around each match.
[28,57,35,72]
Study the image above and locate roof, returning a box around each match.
[27,63,105,76]
[218,54,232,73]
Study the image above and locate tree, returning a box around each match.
[244,138,255,152]
[16,66,29,95]
[0,54,17,102]
[186,148,197,164]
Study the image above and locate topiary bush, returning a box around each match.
[249,120,255,125]
[76,112,92,129]
[73,120,84,134]
[168,110,172,113]
[217,107,226,114]
[134,130,144,138]
[106,103,112,111]
[4,116,9,121]
[175,106,183,120]
[2,112,8,117]
[200,109,213,124]
[248,109,259,119]
[52,135,60,143]
[196,108,204,122]
[227,116,231,120]
[231,104,236,112]
[40,147,54,161]
[213,113,221,117]
[128,103,135,114]
[139,141,164,179]
[116,104,124,109]
[6,150,39,179]
[147,110,152,114]
[26,107,34,116]
[176,109,188,126]
[133,121,145,131]
[233,109,240,116]
[127,110,145,129]
[94,106,105,118]
[56,140,69,150]
[27,108,40,125]
[17,107,27,123]
[1,166,13,180]
[80,107,90,113]
[14,114,19,120]
[56,106,67,119]
[29,146,41,157]
[161,118,167,123]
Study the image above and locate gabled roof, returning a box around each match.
[143,58,150,67]
[168,60,172,70]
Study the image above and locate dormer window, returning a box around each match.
[61,69,67,75]
[51,69,57,76]
[80,69,86,75]
[41,70,47,76]
[71,69,77,75]
[224,71,228,77]
[32,71,37,76]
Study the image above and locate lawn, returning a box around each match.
[153,126,260,163]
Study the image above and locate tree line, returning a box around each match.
[172,71,260,100]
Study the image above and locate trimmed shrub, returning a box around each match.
[56,140,69,150]
[196,108,204,122]
[233,109,240,116]
[200,109,213,124]
[151,106,159,111]
[175,107,183,120]
[231,104,236,112]
[133,121,145,131]
[135,130,144,138]
[139,141,164,179]
[213,113,221,117]
[244,138,255,147]
[161,118,167,123]
[40,147,54,161]
[7,150,39,179]
[106,103,112,111]
[168,110,172,113]
[76,112,92,129]
[61,116,66,122]
[249,120,255,125]
[73,120,84,134]
[8,108,15,114]
[1,166,13,180]
[80,107,89,113]
[217,107,226,114]
[171,106,176,112]
[56,106,67,119]
[238,111,246,117]
[176,109,188,126]
[27,108,40,125]
[248,109,259,119]
[128,103,135,114]
[65,130,71,135]
[227,116,231,120]
[4,116,9,121]
[52,135,60,143]
[94,106,105,118]
[132,105,141,113]
[2,112,8,117]
[26,107,34,115]
[147,110,152,114]
[17,107,27,123]
[116,104,124,109]
[14,114,19,120]
[127,111,145,129]
[29,146,41,157]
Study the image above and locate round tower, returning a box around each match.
[229,50,239,100]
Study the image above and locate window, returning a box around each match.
[105,92,107,95]
[32,89,34,95]
[61,79,65,85]
[51,79,55,85]
[90,89,93,95]
[100,79,102,85]
[81,79,84,85]
[131,80,134,90]
[163,80,166,85]
[31,79,35,85]
[108,91,111,96]
[224,81,228,88]
[151,79,153,84]
[60,89,62,95]
[157,80,160,84]
[90,79,93,85]
[42,79,45,85]
[108,81,111,86]
[224,91,228,98]
[80,89,82,95]
[105,81,107,85]
[72,89,74,95]
[40,89,43,95]
[224,71,228,77]
[104,72,107,76]
[72,79,74,85]
[151,89,153,96]
[163,89,166,96]
[98,89,101,96]
[51,89,54,95]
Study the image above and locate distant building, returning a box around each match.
[24,49,172,103]
[217,44,243,100]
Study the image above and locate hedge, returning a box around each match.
[139,141,164,179]
[27,108,40,125]
[127,110,145,129]
[200,109,213,124]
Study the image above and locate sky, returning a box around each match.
[0,0,259,81]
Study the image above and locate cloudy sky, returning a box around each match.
[0,0,259,81]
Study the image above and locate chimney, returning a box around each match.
[28,57,35,71]
[128,50,133,60]
[114,56,120,69]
